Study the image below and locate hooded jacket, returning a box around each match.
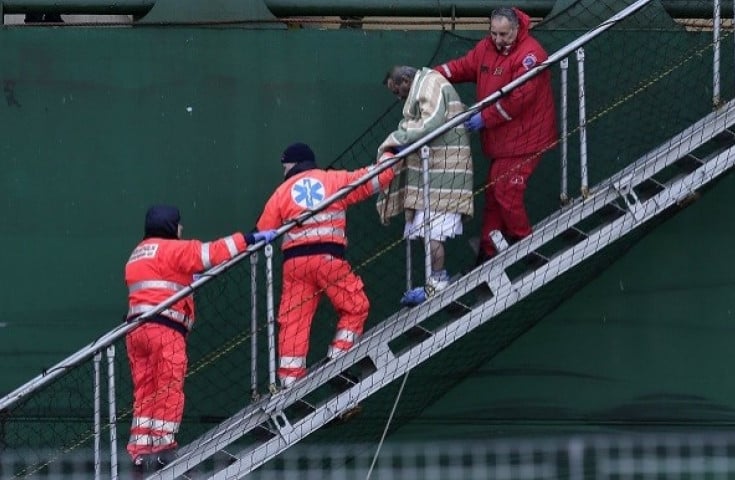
[435,8,557,160]
[126,206,246,332]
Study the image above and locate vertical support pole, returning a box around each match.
[576,47,589,198]
[93,350,102,480]
[420,145,432,282]
[560,57,570,205]
[249,252,259,399]
[106,345,118,480]
[405,239,412,290]
[714,0,722,107]
[264,244,277,391]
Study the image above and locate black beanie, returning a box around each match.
[144,205,181,239]
[281,142,315,164]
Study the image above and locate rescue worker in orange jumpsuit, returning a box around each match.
[125,205,276,475]
[255,143,399,388]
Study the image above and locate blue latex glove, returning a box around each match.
[246,229,277,245]
[464,112,485,132]
[392,145,408,154]
[400,287,428,307]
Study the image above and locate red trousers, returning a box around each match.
[125,322,187,459]
[277,254,369,386]
[480,154,541,257]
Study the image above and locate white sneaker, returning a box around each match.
[426,274,450,296]
[427,276,449,291]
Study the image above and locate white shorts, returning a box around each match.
[403,210,463,242]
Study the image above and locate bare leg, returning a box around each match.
[429,239,445,274]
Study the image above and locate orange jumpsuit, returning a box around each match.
[257,162,395,387]
[124,233,246,460]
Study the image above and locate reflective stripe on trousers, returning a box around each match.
[131,416,180,433]
[327,328,358,359]
[128,432,176,448]
[127,304,193,331]
[278,356,307,388]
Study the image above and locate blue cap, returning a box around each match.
[281,142,315,164]
[144,205,180,239]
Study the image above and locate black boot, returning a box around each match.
[156,448,177,466]
[132,454,158,479]
[132,449,177,479]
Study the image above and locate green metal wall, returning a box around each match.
[0,27,440,393]
[1,8,734,437]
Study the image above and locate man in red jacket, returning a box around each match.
[435,6,558,262]
[255,143,399,389]
[125,205,275,476]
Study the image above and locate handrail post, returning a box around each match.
[576,47,590,198]
[264,245,277,391]
[107,345,119,480]
[560,57,570,205]
[250,252,260,399]
[405,239,412,290]
[714,0,722,107]
[93,350,102,480]
[420,145,432,283]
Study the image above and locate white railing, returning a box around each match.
[7,432,735,480]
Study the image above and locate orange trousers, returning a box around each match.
[277,254,369,385]
[125,322,187,459]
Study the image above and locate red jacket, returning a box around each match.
[435,8,557,159]
[125,233,247,330]
[256,165,395,252]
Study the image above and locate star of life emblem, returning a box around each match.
[291,177,325,208]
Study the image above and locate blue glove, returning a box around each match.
[391,145,408,154]
[246,229,277,245]
[400,287,428,307]
[464,112,485,132]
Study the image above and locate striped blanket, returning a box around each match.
[376,67,474,225]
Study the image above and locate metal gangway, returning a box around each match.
[148,92,735,478]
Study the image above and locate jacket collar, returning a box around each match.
[284,161,318,181]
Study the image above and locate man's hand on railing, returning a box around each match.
[464,112,485,132]
[246,229,278,245]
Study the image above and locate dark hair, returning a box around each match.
[490,7,519,28]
